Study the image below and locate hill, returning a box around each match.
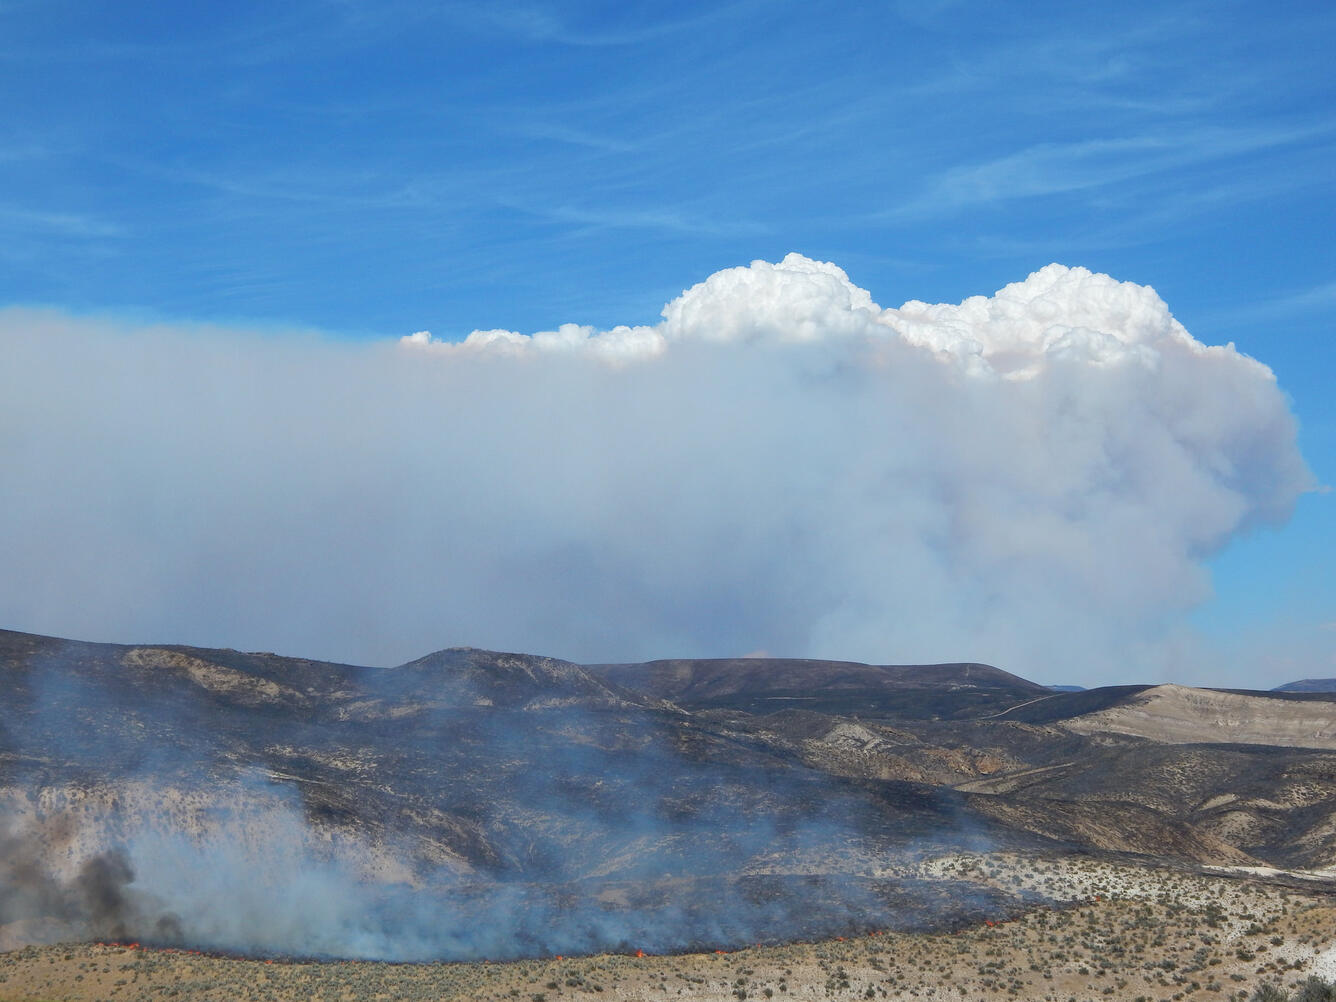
[1276,678,1336,693]
[3,628,1335,961]
[586,657,1047,718]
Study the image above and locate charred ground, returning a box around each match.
[2,628,1335,961]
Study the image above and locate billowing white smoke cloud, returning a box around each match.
[0,256,1312,685]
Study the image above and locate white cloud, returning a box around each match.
[0,256,1312,685]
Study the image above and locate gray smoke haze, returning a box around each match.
[0,790,1004,967]
[0,637,1014,960]
[1,786,992,961]
[0,257,1313,686]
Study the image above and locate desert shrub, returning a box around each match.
[1294,976,1336,1002]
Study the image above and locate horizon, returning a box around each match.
[3,622,1329,694]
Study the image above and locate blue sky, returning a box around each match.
[2,0,1333,683]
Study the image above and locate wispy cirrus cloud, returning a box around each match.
[1261,280,1336,316]
[506,121,645,155]
[0,203,121,238]
[500,199,768,238]
[894,124,1335,218]
[1201,278,1336,330]
[457,0,761,48]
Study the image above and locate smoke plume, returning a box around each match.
[0,256,1312,685]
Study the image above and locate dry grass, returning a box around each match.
[3,854,1333,1002]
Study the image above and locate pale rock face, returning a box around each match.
[122,649,298,703]
[1062,684,1336,750]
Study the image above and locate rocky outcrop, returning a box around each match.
[1060,684,1336,749]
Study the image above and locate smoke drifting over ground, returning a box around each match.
[0,257,1311,685]
[0,638,1018,960]
[0,794,1015,961]
[0,794,1008,961]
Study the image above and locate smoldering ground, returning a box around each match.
[0,805,1025,960]
[0,640,1022,960]
[0,257,1314,688]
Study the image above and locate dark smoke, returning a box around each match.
[0,820,69,927]
[72,848,135,939]
[0,818,154,945]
